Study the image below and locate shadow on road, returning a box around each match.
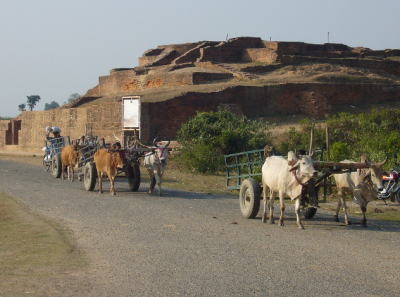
[111,177,236,200]
[253,209,400,233]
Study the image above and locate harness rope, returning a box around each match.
[290,168,308,187]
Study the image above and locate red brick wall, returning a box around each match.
[2,83,400,149]
[243,48,279,63]
[140,83,400,142]
[11,102,122,151]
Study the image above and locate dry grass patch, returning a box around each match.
[142,158,230,194]
[259,63,400,84]
[0,192,87,297]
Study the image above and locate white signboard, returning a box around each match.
[123,97,140,129]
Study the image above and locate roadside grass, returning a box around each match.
[0,192,86,297]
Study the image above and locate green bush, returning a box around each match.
[277,108,400,169]
[177,109,271,173]
[277,119,326,156]
[178,143,222,173]
[330,142,350,162]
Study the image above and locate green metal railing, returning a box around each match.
[224,149,265,190]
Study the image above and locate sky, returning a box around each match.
[0,0,399,117]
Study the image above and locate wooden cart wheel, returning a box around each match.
[127,163,141,191]
[51,153,62,178]
[84,162,97,191]
[304,207,317,219]
[239,178,261,219]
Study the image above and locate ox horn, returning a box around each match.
[113,133,121,143]
[375,157,387,167]
[152,137,159,147]
[164,140,171,147]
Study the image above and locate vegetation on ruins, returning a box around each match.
[18,104,26,112]
[44,101,60,110]
[278,108,400,169]
[177,109,271,173]
[66,93,80,104]
[26,95,41,111]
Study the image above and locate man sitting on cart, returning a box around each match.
[45,126,62,140]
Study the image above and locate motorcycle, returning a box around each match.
[378,169,400,203]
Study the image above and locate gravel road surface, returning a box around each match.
[1,159,399,297]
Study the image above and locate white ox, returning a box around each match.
[144,140,170,196]
[262,151,317,229]
[333,157,385,227]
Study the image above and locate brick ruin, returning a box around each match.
[2,37,400,152]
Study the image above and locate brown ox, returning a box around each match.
[61,144,80,181]
[94,148,124,196]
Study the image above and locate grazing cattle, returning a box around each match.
[262,151,317,229]
[94,148,124,196]
[144,140,170,196]
[333,156,385,226]
[61,144,80,181]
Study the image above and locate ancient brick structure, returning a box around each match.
[0,120,9,147]
[1,37,400,152]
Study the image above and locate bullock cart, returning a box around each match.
[80,137,154,192]
[224,150,372,220]
[73,136,102,190]
[43,136,69,178]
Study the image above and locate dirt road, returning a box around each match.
[1,159,399,297]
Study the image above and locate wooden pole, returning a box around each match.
[325,125,331,200]
[325,126,330,161]
[309,122,315,155]
[313,161,370,170]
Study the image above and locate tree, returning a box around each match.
[26,95,41,111]
[18,104,26,112]
[68,93,80,103]
[44,101,60,110]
